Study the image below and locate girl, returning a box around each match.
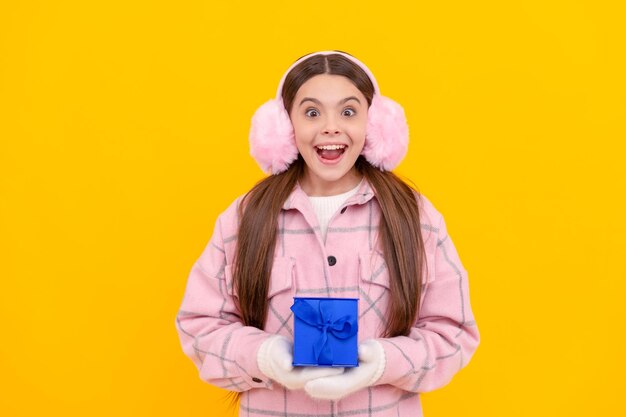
[175,50,479,417]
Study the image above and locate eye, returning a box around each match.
[305,108,320,118]
[342,108,356,117]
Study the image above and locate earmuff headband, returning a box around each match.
[249,51,409,174]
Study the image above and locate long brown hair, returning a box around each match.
[234,51,426,337]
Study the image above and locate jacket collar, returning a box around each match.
[281,176,376,211]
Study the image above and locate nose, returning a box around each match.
[322,115,341,136]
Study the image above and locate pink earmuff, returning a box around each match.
[249,51,409,175]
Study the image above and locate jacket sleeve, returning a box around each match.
[374,210,480,392]
[174,211,275,392]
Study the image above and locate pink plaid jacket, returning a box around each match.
[175,179,480,416]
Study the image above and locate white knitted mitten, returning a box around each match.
[304,339,386,400]
[257,335,345,390]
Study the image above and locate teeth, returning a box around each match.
[316,144,346,150]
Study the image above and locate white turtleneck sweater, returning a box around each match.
[306,179,363,242]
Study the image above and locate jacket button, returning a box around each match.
[252,377,263,383]
[327,256,337,266]
[340,207,347,214]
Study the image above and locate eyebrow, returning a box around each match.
[298,96,361,107]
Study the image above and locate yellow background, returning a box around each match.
[1,0,624,416]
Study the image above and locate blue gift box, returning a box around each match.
[290,297,359,367]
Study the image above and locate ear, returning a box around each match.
[362,95,409,171]
[249,98,299,174]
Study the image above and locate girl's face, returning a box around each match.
[289,74,368,196]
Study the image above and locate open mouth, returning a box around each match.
[315,144,347,161]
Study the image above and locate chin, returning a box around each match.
[311,162,359,184]
[315,171,351,183]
